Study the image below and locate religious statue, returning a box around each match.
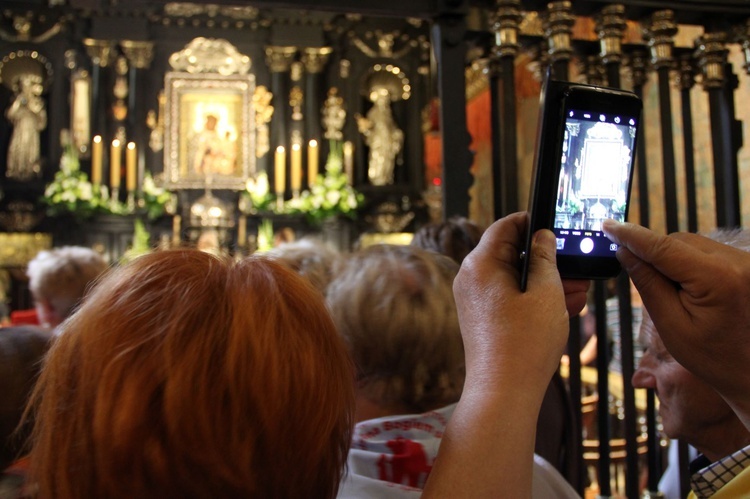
[5,73,47,180]
[356,87,403,186]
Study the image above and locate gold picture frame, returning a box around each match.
[164,71,256,190]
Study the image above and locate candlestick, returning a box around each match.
[126,142,137,192]
[274,145,286,195]
[110,139,121,189]
[343,141,354,185]
[291,143,302,195]
[91,135,102,186]
[308,139,318,186]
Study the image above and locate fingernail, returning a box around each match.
[532,229,554,247]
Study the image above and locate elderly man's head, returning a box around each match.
[632,228,750,460]
[26,246,108,329]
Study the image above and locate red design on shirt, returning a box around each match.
[377,437,432,488]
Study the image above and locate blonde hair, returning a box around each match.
[27,249,354,498]
[326,244,464,414]
[26,246,107,320]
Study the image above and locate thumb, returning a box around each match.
[528,229,560,285]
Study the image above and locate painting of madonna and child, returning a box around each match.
[165,74,255,190]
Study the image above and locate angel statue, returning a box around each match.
[356,87,403,186]
[6,73,47,180]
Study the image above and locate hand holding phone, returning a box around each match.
[520,77,642,291]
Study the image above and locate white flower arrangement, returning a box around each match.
[285,140,363,225]
[140,172,175,220]
[43,140,113,218]
[44,136,173,220]
[242,171,274,212]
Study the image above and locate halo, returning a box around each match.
[361,64,411,102]
[0,50,54,92]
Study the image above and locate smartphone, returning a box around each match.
[520,77,642,291]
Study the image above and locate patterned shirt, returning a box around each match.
[690,444,750,498]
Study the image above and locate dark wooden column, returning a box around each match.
[645,10,679,234]
[596,5,645,498]
[629,50,650,230]
[265,46,297,199]
[696,32,741,229]
[626,47,665,493]
[489,0,522,218]
[432,1,472,219]
[302,47,331,190]
[120,40,154,197]
[82,38,115,159]
[677,54,698,233]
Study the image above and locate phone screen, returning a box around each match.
[552,104,638,261]
[520,79,641,291]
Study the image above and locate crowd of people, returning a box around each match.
[2,214,750,498]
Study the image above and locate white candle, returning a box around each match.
[110,139,121,188]
[308,139,318,185]
[274,146,286,194]
[91,135,102,186]
[126,142,137,192]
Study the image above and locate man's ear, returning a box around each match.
[36,298,61,328]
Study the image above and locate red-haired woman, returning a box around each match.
[25,249,354,498]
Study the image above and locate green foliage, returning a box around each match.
[565,196,582,214]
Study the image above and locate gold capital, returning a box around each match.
[595,4,626,65]
[543,1,575,63]
[265,46,297,73]
[491,0,523,59]
[695,32,728,89]
[120,40,154,70]
[644,10,678,69]
[83,38,116,68]
[302,47,333,74]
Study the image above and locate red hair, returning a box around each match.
[27,249,354,498]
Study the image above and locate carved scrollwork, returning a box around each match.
[169,37,252,75]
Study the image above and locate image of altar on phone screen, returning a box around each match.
[553,109,637,258]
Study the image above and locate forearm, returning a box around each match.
[422,382,546,498]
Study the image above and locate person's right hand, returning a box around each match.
[424,212,576,498]
[603,219,750,429]
[454,212,571,397]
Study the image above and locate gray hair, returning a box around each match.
[700,227,750,252]
[26,246,108,320]
[326,244,464,413]
[265,238,342,293]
